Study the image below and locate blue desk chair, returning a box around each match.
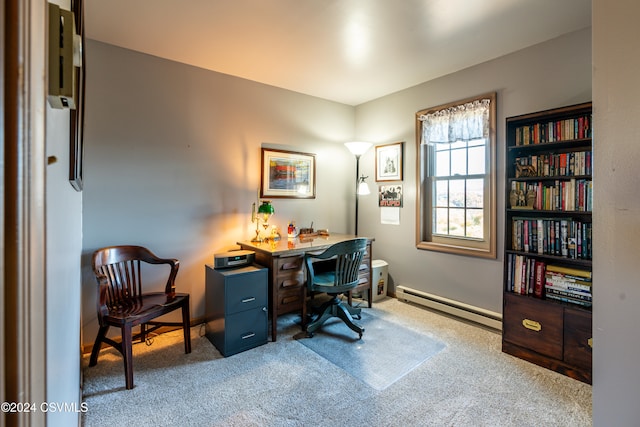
[302,238,368,338]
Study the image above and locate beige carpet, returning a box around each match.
[81,297,592,426]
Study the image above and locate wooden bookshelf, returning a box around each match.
[502,102,592,384]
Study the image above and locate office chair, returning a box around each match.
[89,245,191,389]
[302,238,368,338]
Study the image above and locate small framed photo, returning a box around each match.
[261,148,316,199]
[375,142,403,182]
[379,184,403,207]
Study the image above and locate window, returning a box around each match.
[416,93,496,258]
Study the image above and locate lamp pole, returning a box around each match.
[344,141,372,236]
[355,154,361,236]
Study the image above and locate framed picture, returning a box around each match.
[375,142,403,182]
[69,0,85,191]
[261,148,316,198]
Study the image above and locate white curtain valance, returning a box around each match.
[418,98,491,145]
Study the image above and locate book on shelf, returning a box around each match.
[514,115,592,146]
[545,292,593,308]
[506,254,546,298]
[511,217,592,259]
[509,179,592,212]
[544,262,592,308]
[545,264,592,279]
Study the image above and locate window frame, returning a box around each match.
[415,92,497,258]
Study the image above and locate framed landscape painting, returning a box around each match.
[261,148,316,198]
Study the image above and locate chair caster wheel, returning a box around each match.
[354,314,361,320]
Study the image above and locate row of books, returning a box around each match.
[514,115,592,146]
[511,179,592,212]
[506,255,592,307]
[545,265,592,308]
[511,217,593,260]
[515,151,592,177]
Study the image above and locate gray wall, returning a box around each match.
[45,1,83,425]
[81,41,357,344]
[354,28,592,313]
[593,0,640,424]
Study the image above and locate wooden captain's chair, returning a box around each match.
[302,238,368,339]
[89,245,191,389]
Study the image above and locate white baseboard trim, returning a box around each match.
[396,285,502,331]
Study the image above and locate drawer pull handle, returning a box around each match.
[241,297,256,303]
[522,319,541,332]
[282,295,300,305]
[282,279,300,288]
[588,337,593,348]
[281,261,301,270]
[241,333,255,340]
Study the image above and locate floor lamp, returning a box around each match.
[344,142,372,235]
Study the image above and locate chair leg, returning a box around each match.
[182,298,192,354]
[121,324,134,390]
[306,306,336,335]
[301,287,308,330]
[140,323,147,344]
[89,325,109,367]
[336,303,365,338]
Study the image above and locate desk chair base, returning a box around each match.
[305,295,364,339]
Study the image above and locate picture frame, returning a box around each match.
[375,142,403,182]
[261,148,316,199]
[379,184,403,207]
[69,0,85,191]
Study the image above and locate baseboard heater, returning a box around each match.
[396,286,502,331]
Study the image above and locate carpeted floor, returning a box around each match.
[296,309,445,390]
[81,297,592,426]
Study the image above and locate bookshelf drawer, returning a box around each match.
[563,309,592,369]
[503,293,563,360]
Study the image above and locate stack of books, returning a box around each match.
[544,264,592,307]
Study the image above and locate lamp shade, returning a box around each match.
[357,180,371,195]
[344,141,372,156]
[257,200,274,215]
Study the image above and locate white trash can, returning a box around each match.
[371,260,388,302]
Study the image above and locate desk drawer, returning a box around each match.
[276,288,304,314]
[274,255,305,292]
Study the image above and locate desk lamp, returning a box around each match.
[344,142,372,235]
[251,200,275,242]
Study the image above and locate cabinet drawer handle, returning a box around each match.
[588,337,593,348]
[522,318,541,332]
[241,333,255,340]
[241,297,256,303]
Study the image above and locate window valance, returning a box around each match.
[418,98,491,144]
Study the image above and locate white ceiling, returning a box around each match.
[85,0,591,106]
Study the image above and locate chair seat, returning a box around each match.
[310,272,356,295]
[103,292,189,325]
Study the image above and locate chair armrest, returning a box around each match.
[95,274,110,320]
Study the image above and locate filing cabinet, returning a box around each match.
[205,264,268,356]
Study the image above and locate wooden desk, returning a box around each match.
[237,234,373,341]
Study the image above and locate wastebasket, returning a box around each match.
[371,260,388,302]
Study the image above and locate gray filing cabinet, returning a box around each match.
[205,264,268,356]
